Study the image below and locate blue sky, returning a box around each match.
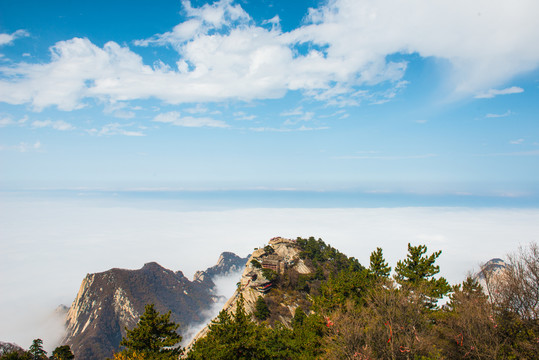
[1,0,539,198]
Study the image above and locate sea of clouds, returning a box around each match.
[1,196,538,351]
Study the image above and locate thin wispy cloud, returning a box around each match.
[509,138,525,145]
[153,111,229,128]
[87,123,145,137]
[233,111,256,121]
[0,116,26,127]
[31,120,75,131]
[485,110,511,118]
[475,86,524,99]
[0,141,41,152]
[249,125,329,132]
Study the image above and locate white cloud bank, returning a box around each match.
[1,196,538,349]
[0,0,537,111]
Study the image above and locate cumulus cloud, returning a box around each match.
[475,86,524,99]
[0,30,29,46]
[31,120,75,131]
[153,111,229,128]
[0,0,538,111]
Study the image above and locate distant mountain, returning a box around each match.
[474,257,507,294]
[0,341,25,357]
[62,252,249,360]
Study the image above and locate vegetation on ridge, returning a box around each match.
[4,238,537,360]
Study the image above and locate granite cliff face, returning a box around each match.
[188,237,312,348]
[474,257,507,295]
[62,252,249,360]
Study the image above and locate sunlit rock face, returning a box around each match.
[63,253,249,360]
[187,237,312,349]
[474,258,507,295]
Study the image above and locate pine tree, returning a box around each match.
[187,295,269,359]
[368,247,391,278]
[118,304,182,359]
[254,296,270,320]
[28,339,46,360]
[51,345,74,360]
[394,243,451,308]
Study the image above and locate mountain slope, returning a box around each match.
[62,253,249,360]
[188,237,315,347]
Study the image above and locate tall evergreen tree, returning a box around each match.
[394,243,451,308]
[118,304,182,359]
[28,339,46,360]
[368,247,391,278]
[254,296,270,321]
[188,295,269,359]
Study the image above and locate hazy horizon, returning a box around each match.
[1,191,538,351]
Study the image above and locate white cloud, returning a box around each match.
[281,106,315,124]
[509,138,524,145]
[153,111,228,128]
[233,111,256,120]
[485,110,511,118]
[0,117,16,127]
[2,198,539,349]
[0,141,41,152]
[185,104,209,114]
[0,115,28,127]
[249,125,328,132]
[475,86,524,99]
[88,123,145,136]
[0,1,538,110]
[31,120,74,131]
[0,30,29,46]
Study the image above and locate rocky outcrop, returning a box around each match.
[193,252,248,286]
[63,253,249,360]
[474,258,507,295]
[187,237,311,348]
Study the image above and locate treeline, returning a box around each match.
[0,339,73,360]
[189,238,539,359]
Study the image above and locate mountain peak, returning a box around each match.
[62,252,249,360]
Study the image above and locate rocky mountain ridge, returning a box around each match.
[187,237,312,348]
[62,252,249,360]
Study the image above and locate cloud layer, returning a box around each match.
[0,0,538,111]
[1,195,539,349]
